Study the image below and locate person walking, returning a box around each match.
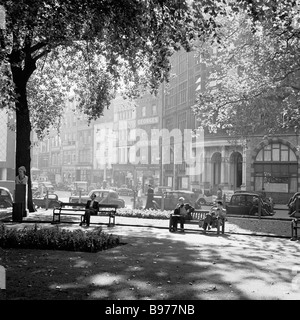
[145,184,154,209]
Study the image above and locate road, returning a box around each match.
[54,190,290,218]
[54,190,142,209]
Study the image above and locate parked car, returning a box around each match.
[154,186,172,196]
[69,189,126,208]
[31,181,39,192]
[226,192,274,216]
[71,181,89,196]
[153,190,199,210]
[223,190,235,203]
[195,189,217,206]
[116,187,134,196]
[33,193,62,209]
[0,186,13,220]
[39,181,55,193]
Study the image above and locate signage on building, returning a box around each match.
[137,117,159,126]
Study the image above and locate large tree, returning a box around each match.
[193,1,300,142]
[0,0,231,211]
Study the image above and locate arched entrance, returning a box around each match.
[211,152,221,188]
[230,152,243,190]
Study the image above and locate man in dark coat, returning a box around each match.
[145,184,154,209]
[80,193,99,227]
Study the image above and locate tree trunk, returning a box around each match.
[12,65,35,213]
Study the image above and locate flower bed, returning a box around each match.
[116,208,173,219]
[0,223,122,252]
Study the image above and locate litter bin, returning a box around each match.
[12,203,24,222]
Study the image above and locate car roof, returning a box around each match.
[90,189,117,193]
[170,190,194,194]
[233,192,260,196]
[0,186,11,193]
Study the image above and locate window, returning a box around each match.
[142,107,146,117]
[254,143,298,193]
[152,105,157,115]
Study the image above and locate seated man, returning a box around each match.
[80,193,98,227]
[202,201,226,233]
[170,197,194,232]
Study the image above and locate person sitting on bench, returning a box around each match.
[202,200,226,233]
[80,193,98,227]
[170,197,194,232]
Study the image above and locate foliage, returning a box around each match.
[0,223,121,253]
[193,2,300,140]
[0,0,228,136]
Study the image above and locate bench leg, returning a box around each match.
[291,220,297,240]
[52,212,60,224]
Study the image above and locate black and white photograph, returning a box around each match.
[0,0,300,305]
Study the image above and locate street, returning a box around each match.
[53,190,290,219]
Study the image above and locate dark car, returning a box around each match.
[0,186,13,219]
[226,192,274,216]
[69,189,126,208]
[33,193,62,209]
[153,190,200,210]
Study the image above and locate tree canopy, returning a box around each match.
[193,0,300,140]
[0,0,231,211]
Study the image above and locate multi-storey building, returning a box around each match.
[111,94,136,188]
[30,47,300,204]
[134,91,162,191]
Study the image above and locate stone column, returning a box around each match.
[240,147,247,190]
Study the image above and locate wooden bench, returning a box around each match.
[169,209,226,234]
[52,202,117,226]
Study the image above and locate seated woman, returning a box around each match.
[202,201,226,233]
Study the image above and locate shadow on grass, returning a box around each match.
[2,224,300,300]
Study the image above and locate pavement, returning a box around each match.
[1,207,300,300]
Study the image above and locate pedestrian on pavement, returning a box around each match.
[145,184,154,209]
[80,193,98,227]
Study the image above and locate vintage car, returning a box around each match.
[69,189,126,208]
[153,190,199,210]
[116,187,134,196]
[0,186,13,219]
[226,192,274,216]
[154,186,172,196]
[195,189,217,206]
[38,181,55,193]
[33,193,62,209]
